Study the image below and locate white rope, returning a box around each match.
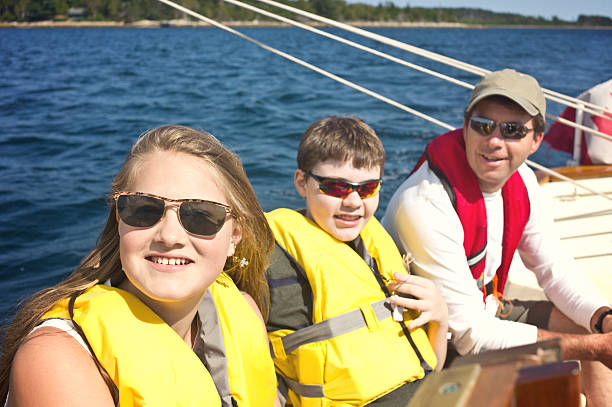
[548,114,612,142]
[250,0,612,121]
[155,0,610,201]
[543,90,612,120]
[228,0,610,142]
[250,0,487,75]
[543,87,612,117]
[222,0,474,90]
[155,0,453,131]
[526,160,612,203]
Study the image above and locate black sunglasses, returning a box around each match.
[469,116,536,140]
[113,192,232,237]
[307,172,382,199]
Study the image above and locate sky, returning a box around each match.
[346,0,612,21]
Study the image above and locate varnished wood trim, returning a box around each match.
[536,165,612,184]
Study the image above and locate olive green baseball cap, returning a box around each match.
[466,69,546,118]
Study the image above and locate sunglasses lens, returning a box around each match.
[116,195,165,228]
[470,117,495,136]
[500,122,527,139]
[356,181,381,199]
[180,202,229,236]
[319,180,352,198]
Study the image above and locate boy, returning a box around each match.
[265,116,448,406]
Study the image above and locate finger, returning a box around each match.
[392,272,412,283]
[388,283,428,300]
[407,313,431,330]
[389,295,423,311]
[394,272,433,288]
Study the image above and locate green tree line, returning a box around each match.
[1,0,611,26]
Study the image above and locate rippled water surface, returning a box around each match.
[1,26,610,322]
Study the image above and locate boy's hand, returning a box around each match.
[387,272,448,330]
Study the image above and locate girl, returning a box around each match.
[1,125,279,406]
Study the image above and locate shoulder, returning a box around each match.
[516,163,542,208]
[240,292,265,323]
[8,327,114,406]
[517,163,539,191]
[383,162,455,229]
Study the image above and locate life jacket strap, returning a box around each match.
[283,376,325,398]
[197,290,233,407]
[269,298,392,358]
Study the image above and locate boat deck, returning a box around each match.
[506,166,612,303]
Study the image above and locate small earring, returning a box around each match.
[233,256,249,268]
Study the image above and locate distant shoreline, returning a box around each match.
[2,19,611,29]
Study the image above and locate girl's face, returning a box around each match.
[118,151,241,307]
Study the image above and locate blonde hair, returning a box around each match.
[0,125,274,401]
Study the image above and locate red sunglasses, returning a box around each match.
[307,172,382,199]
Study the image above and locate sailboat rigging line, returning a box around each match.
[212,0,612,134]
[155,0,611,200]
[226,0,612,141]
[249,0,486,75]
[221,0,474,90]
[541,91,612,122]
[526,160,612,203]
[542,88,612,118]
[155,0,454,131]
[551,115,612,142]
[248,0,612,119]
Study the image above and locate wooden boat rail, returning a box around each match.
[537,164,612,184]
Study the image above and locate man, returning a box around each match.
[382,69,612,406]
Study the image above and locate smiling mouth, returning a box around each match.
[482,154,504,162]
[335,214,361,221]
[147,256,192,265]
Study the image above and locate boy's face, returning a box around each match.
[294,160,381,242]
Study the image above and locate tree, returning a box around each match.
[311,0,337,19]
[26,0,57,20]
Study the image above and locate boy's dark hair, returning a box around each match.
[297,116,385,176]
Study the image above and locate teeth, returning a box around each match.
[337,215,359,220]
[150,256,189,265]
[484,155,503,162]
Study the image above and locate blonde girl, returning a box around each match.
[1,125,279,406]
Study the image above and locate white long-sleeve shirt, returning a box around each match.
[382,162,609,355]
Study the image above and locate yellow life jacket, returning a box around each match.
[201,272,278,406]
[266,208,437,406]
[43,284,221,407]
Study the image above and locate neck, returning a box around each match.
[118,281,202,346]
[478,179,505,194]
[150,299,201,345]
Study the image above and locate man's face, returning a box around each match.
[463,98,544,193]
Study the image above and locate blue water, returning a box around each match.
[1,26,610,323]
